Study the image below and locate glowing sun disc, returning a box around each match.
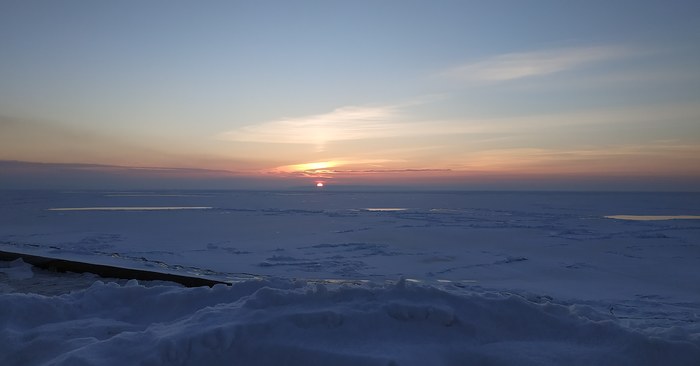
[316,182,324,187]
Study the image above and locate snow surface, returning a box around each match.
[2,261,698,366]
[1,190,699,364]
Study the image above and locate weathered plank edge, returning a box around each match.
[0,250,228,287]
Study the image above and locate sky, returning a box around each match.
[1,0,699,190]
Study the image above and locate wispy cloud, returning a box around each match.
[267,157,454,180]
[219,106,396,147]
[450,141,700,175]
[442,46,634,82]
[0,160,306,190]
[218,105,476,150]
[219,100,700,153]
[0,160,242,176]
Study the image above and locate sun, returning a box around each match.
[316,182,324,188]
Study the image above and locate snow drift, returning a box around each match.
[1,275,698,366]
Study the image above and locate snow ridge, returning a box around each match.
[1,278,698,366]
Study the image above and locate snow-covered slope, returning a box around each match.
[2,268,698,366]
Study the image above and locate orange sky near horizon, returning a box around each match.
[1,2,699,190]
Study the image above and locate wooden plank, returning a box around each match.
[0,250,228,288]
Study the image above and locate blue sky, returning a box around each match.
[1,0,699,190]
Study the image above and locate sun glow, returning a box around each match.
[316,182,324,187]
[292,161,336,171]
[273,161,339,176]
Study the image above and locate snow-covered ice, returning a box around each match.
[1,190,699,364]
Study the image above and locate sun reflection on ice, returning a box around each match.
[47,207,212,211]
[605,215,700,221]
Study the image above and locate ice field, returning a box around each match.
[1,190,699,365]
